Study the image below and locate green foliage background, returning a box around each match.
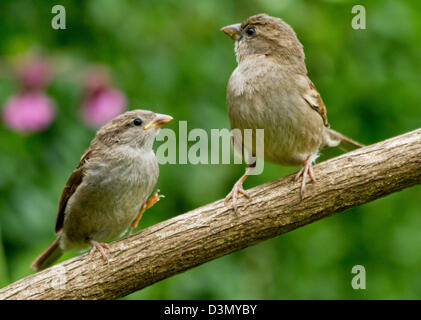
[1,0,420,299]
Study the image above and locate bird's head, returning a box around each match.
[95,109,173,150]
[221,14,305,65]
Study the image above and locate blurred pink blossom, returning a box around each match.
[81,67,126,127]
[82,89,126,128]
[17,58,52,91]
[3,92,55,133]
[84,67,111,94]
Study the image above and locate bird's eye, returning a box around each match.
[133,118,143,126]
[246,27,256,36]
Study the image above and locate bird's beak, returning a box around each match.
[144,113,173,130]
[220,23,242,40]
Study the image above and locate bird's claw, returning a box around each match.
[89,240,110,262]
[224,182,250,213]
[148,189,164,208]
[295,157,316,199]
[130,189,164,232]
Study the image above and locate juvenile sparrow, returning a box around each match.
[221,14,362,212]
[31,110,173,271]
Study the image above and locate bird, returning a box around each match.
[220,14,362,212]
[31,109,173,271]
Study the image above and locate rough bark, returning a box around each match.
[0,128,420,300]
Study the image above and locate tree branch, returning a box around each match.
[1,129,420,300]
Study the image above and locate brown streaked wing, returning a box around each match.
[54,150,91,233]
[302,79,329,127]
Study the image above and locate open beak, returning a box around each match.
[220,23,241,40]
[144,113,173,130]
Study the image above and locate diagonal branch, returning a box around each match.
[1,129,420,300]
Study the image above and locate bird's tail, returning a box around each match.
[322,128,364,152]
[31,237,63,272]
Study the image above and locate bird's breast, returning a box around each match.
[227,57,324,165]
[61,150,159,249]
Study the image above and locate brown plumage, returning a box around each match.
[221,14,362,212]
[31,110,172,271]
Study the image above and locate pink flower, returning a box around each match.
[2,92,55,133]
[17,59,52,91]
[82,89,126,128]
[84,67,110,94]
[81,67,127,128]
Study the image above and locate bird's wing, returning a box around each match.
[301,77,329,127]
[54,150,92,233]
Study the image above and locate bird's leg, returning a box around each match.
[225,166,254,213]
[295,155,317,199]
[129,189,164,234]
[89,240,110,262]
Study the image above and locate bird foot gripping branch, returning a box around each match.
[224,167,253,213]
[295,155,317,199]
[89,241,110,262]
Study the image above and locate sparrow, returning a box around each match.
[31,110,173,271]
[221,14,362,212]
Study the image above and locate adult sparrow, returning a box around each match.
[31,110,173,271]
[221,14,362,212]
